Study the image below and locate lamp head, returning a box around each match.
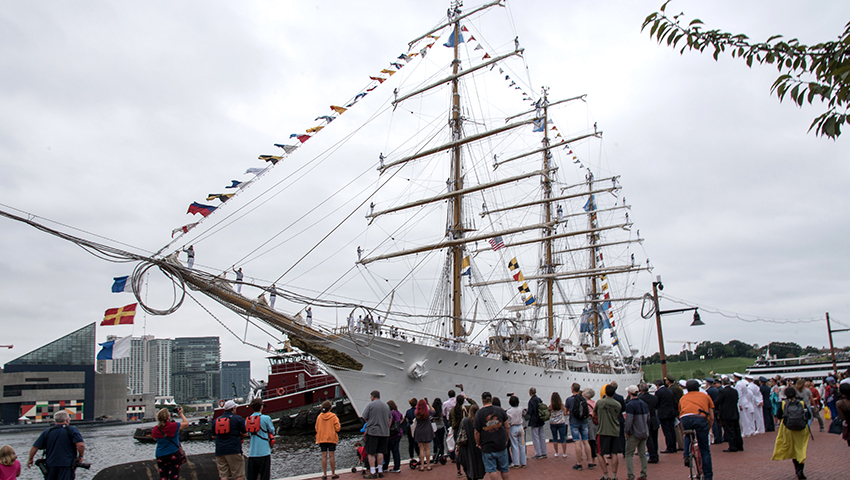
[690,309,705,327]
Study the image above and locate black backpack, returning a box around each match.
[571,394,590,420]
[783,400,807,431]
[389,417,402,437]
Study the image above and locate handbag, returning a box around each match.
[159,426,188,465]
[446,427,456,450]
[456,425,468,446]
[828,416,843,435]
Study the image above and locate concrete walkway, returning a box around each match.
[285,428,848,480]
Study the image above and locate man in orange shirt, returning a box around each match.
[679,380,714,480]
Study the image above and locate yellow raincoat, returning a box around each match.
[771,400,810,463]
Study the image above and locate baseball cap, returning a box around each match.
[627,385,639,395]
[224,400,237,410]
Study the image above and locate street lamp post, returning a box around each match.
[826,312,849,376]
[652,276,704,379]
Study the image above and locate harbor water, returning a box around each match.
[0,421,391,479]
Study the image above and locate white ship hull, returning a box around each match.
[323,334,641,414]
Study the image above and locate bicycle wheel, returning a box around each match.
[690,445,703,480]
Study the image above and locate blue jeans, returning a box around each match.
[681,415,713,480]
[570,421,589,441]
[550,422,567,443]
[481,448,509,473]
[509,425,526,466]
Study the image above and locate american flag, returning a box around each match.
[488,236,505,251]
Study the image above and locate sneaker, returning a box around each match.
[364,475,377,479]
[389,469,401,473]
[378,473,385,478]
[572,464,583,470]
[554,453,559,457]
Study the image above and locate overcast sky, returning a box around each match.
[1,1,848,381]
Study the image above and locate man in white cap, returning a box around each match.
[624,385,649,480]
[212,400,248,480]
[733,373,755,437]
[746,375,764,434]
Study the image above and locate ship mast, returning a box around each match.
[449,1,464,338]
[587,174,601,347]
[540,88,555,339]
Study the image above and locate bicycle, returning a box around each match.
[683,429,703,480]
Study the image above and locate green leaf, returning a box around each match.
[791,84,800,103]
[642,13,658,31]
[767,34,784,43]
[660,0,671,13]
[746,55,754,67]
[766,53,775,63]
[650,19,660,38]
[689,19,704,27]
[713,47,720,60]
[785,58,792,68]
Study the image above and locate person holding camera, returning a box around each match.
[152,406,190,480]
[26,410,85,480]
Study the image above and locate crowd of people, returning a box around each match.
[10,369,849,480]
[348,370,850,480]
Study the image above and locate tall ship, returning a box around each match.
[1,1,651,414]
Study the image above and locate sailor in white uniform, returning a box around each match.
[734,372,755,437]
[746,375,765,434]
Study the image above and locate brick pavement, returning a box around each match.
[294,428,848,480]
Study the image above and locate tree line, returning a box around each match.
[642,340,830,365]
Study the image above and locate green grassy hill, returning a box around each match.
[642,357,756,383]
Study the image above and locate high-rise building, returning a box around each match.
[97,336,173,397]
[172,337,220,403]
[221,361,251,400]
[148,338,172,397]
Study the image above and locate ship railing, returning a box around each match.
[333,323,480,352]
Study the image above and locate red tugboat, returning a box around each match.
[212,352,360,435]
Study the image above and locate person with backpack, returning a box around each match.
[247,398,275,480]
[26,410,84,480]
[624,385,650,480]
[151,407,189,480]
[212,400,248,480]
[383,401,403,473]
[315,400,341,480]
[527,388,547,458]
[564,382,591,470]
[772,386,811,479]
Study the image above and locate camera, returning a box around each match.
[73,457,91,469]
[34,458,48,476]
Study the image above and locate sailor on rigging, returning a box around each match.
[379,153,385,169]
[183,245,195,269]
[232,267,244,293]
[269,285,277,309]
[357,246,362,261]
